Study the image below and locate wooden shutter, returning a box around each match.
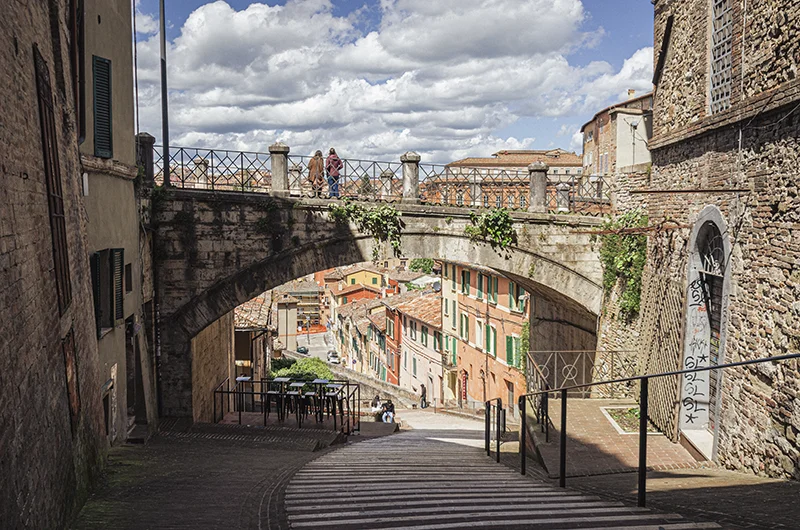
[112,248,124,320]
[506,336,514,365]
[92,55,112,158]
[35,45,73,314]
[90,252,101,336]
[485,323,490,352]
[509,282,515,310]
[477,273,483,299]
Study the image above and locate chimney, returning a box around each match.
[627,89,636,98]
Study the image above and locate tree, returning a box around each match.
[409,258,434,274]
[271,357,334,380]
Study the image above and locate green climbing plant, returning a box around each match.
[329,200,403,260]
[464,208,517,250]
[596,209,648,318]
[409,258,434,274]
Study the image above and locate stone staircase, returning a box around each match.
[156,418,345,451]
[284,430,720,529]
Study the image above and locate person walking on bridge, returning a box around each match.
[420,384,428,409]
[325,148,343,198]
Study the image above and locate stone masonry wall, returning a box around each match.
[191,311,234,423]
[1,1,106,526]
[648,101,800,477]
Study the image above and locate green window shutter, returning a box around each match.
[351,278,355,284]
[514,337,522,368]
[466,271,471,294]
[112,248,124,321]
[493,277,498,303]
[509,282,515,310]
[477,273,483,299]
[492,328,497,357]
[90,252,101,337]
[506,335,513,365]
[485,323,490,352]
[372,277,377,284]
[413,357,417,376]
[92,56,112,158]
[451,265,456,290]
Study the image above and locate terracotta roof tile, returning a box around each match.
[393,292,442,329]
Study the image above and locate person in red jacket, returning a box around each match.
[325,148,343,198]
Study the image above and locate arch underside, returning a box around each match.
[171,229,603,341]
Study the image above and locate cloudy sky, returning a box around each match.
[133,0,654,163]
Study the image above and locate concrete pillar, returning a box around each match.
[556,183,571,213]
[269,142,290,196]
[137,132,156,182]
[528,161,548,213]
[380,169,395,201]
[401,151,421,204]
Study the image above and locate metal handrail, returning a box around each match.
[485,398,503,463]
[515,352,800,508]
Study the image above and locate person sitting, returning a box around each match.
[382,400,395,423]
[371,395,383,413]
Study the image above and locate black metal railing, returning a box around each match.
[213,378,360,435]
[528,350,639,399]
[287,155,403,200]
[154,145,273,191]
[512,352,800,508]
[484,397,504,463]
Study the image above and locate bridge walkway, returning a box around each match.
[285,410,719,529]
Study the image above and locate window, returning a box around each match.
[444,299,449,315]
[35,46,72,314]
[495,195,501,208]
[404,351,407,368]
[477,273,484,299]
[460,314,469,341]
[486,325,497,357]
[709,0,733,114]
[386,318,394,339]
[351,278,356,285]
[520,195,526,209]
[410,321,417,340]
[565,169,570,175]
[90,248,124,335]
[403,315,407,331]
[483,194,489,208]
[509,282,525,313]
[461,270,470,295]
[92,55,112,158]
[508,195,515,209]
[450,264,456,290]
[413,356,417,377]
[422,326,428,347]
[451,300,456,329]
[475,320,483,349]
[342,296,348,304]
[456,191,464,206]
[125,263,132,293]
[434,331,441,351]
[371,277,377,285]
[552,169,558,174]
[487,276,498,304]
[506,335,521,367]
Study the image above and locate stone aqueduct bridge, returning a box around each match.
[144,142,606,418]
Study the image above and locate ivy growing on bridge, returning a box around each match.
[596,210,648,319]
[329,200,403,261]
[464,208,518,250]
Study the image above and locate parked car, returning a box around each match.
[327,350,340,364]
[297,346,308,355]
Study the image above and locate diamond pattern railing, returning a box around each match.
[154,146,273,192]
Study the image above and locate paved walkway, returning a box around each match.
[285,410,719,529]
[533,399,703,477]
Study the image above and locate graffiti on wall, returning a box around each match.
[680,276,711,430]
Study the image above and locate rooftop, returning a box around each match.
[275,278,321,294]
[234,293,272,329]
[337,297,385,320]
[580,91,654,132]
[448,148,581,169]
[393,292,442,329]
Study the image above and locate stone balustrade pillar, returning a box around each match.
[401,152,421,204]
[137,132,156,183]
[380,169,395,201]
[527,161,548,213]
[269,142,290,196]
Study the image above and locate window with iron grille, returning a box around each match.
[35,45,73,314]
[709,0,733,114]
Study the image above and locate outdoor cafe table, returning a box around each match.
[325,383,344,430]
[287,382,306,427]
[271,377,291,421]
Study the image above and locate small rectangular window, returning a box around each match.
[371,277,377,285]
[413,356,417,377]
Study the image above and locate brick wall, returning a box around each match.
[191,311,234,423]
[1,2,106,526]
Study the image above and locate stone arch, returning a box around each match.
[679,205,732,460]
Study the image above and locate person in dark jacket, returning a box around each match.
[382,400,395,423]
[420,384,427,409]
[325,148,343,198]
[307,150,325,198]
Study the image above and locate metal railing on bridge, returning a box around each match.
[484,352,800,508]
[147,140,612,216]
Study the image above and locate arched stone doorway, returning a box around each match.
[679,206,731,460]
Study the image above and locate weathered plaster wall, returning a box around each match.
[191,311,234,423]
